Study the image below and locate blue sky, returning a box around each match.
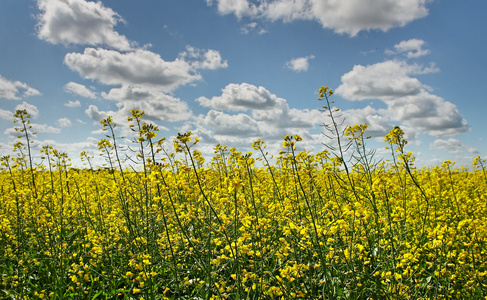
[0,0,485,167]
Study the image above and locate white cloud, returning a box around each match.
[385,91,468,137]
[197,83,322,129]
[335,60,468,137]
[85,104,108,122]
[65,100,81,107]
[208,0,262,19]
[240,22,256,34]
[65,48,198,90]
[197,83,280,111]
[37,138,102,167]
[32,123,61,134]
[0,75,41,100]
[0,136,104,167]
[191,82,323,150]
[64,46,224,127]
[64,82,97,99]
[341,106,392,138]
[386,39,431,58]
[36,0,134,50]
[251,100,321,130]
[56,117,72,127]
[4,127,22,137]
[90,128,106,135]
[102,85,193,122]
[430,138,478,154]
[4,122,61,137]
[0,109,13,120]
[336,60,427,100]
[240,22,267,34]
[179,46,229,70]
[84,102,172,149]
[2,103,45,136]
[207,0,429,36]
[64,47,226,91]
[285,55,315,72]
[196,110,261,136]
[82,86,190,144]
[15,102,40,118]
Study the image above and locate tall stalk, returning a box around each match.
[13,109,37,198]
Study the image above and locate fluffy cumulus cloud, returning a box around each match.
[4,123,61,138]
[85,104,107,122]
[64,47,226,92]
[3,103,55,137]
[15,102,40,118]
[31,123,62,134]
[81,85,191,136]
[0,104,38,137]
[285,55,315,72]
[386,39,431,58]
[335,60,468,137]
[35,1,228,129]
[197,83,280,110]
[0,109,13,120]
[32,138,101,167]
[64,82,97,99]
[65,100,81,107]
[64,48,196,89]
[341,106,392,138]
[240,22,267,34]
[196,110,261,136]
[179,46,229,70]
[430,138,478,154]
[56,117,72,127]
[0,75,41,100]
[251,101,321,130]
[191,83,323,149]
[36,0,134,50]
[101,85,193,122]
[336,60,429,100]
[84,101,172,138]
[197,83,322,132]
[207,0,429,36]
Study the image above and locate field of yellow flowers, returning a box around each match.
[1,87,486,299]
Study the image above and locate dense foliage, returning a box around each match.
[1,87,486,299]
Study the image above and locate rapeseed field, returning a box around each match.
[1,87,486,299]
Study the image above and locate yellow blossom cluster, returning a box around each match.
[0,106,486,299]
